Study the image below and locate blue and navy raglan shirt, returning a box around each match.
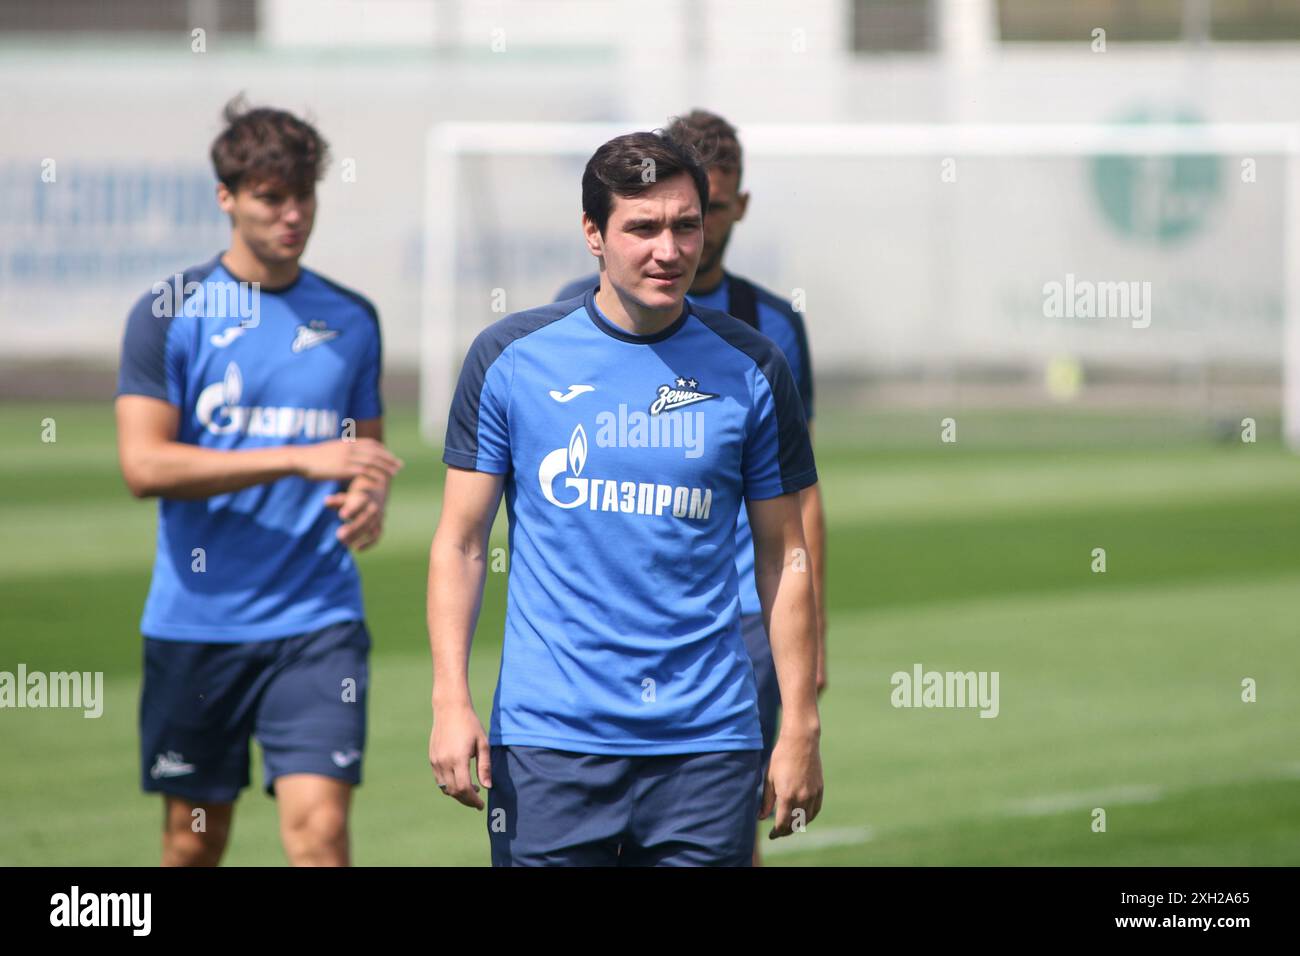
[556,271,814,618]
[116,254,383,642]
[445,288,816,755]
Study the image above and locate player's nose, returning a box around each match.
[652,228,681,264]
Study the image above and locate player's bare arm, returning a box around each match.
[800,422,828,693]
[747,491,824,838]
[115,395,401,499]
[800,481,828,692]
[427,465,504,811]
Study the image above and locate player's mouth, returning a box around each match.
[646,272,682,286]
[280,232,304,245]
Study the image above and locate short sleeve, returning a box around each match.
[789,311,814,423]
[758,301,815,424]
[116,291,182,405]
[348,314,384,421]
[442,329,512,474]
[742,346,817,501]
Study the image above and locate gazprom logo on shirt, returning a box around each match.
[195,362,339,439]
[539,424,713,521]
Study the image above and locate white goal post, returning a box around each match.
[422,121,1300,447]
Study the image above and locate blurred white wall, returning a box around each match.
[0,0,1293,374]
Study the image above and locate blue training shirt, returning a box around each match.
[445,288,816,755]
[116,254,384,642]
[555,272,814,618]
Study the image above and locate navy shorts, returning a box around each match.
[740,612,781,813]
[487,745,763,866]
[139,619,370,803]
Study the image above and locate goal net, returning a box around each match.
[422,121,1300,448]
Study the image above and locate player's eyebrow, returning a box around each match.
[623,214,701,230]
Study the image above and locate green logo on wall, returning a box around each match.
[1091,109,1222,245]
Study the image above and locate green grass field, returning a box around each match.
[1,400,1298,865]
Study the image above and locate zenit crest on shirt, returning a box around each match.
[116,255,383,642]
[444,288,816,755]
[556,271,814,618]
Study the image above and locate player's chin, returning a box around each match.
[642,276,684,307]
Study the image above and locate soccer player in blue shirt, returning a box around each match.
[115,101,401,866]
[555,109,828,865]
[428,129,823,866]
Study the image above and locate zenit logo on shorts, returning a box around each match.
[444,288,816,756]
[116,255,384,643]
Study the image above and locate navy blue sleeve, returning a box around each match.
[118,259,221,404]
[444,305,591,472]
[786,309,814,422]
[348,309,384,422]
[443,327,514,474]
[116,291,176,402]
[554,274,600,303]
[310,272,386,422]
[756,298,814,423]
[743,347,817,499]
[695,308,816,498]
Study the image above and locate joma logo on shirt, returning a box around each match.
[539,425,713,521]
[195,362,339,439]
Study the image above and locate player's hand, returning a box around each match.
[325,476,390,551]
[429,702,492,810]
[293,438,403,484]
[761,728,823,839]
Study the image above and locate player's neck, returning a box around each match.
[690,264,726,295]
[220,240,301,291]
[594,282,683,337]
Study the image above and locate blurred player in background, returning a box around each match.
[555,109,827,865]
[114,99,401,866]
[429,129,822,866]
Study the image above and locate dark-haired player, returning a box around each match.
[429,129,822,866]
[556,109,827,865]
[115,99,401,866]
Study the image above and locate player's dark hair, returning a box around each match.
[210,95,330,195]
[665,109,743,183]
[582,130,710,236]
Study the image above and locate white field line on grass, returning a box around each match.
[765,785,1163,856]
[1002,784,1165,817]
[764,826,875,856]
[766,762,1300,855]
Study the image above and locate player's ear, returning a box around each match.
[734,190,750,222]
[215,182,235,216]
[581,212,604,258]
